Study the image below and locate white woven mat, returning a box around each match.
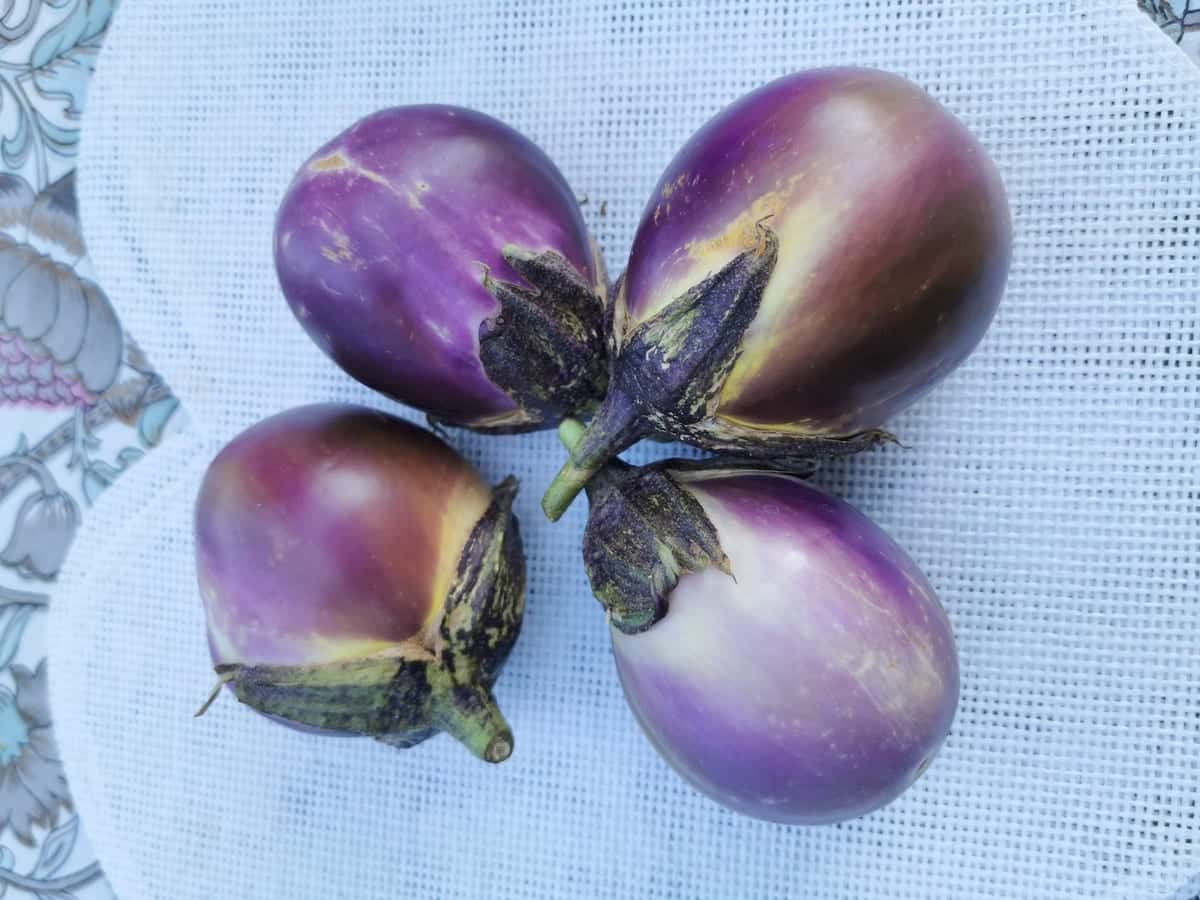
[50,2,1200,898]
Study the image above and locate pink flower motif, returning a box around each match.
[0,174,123,410]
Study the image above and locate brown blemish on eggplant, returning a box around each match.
[310,153,347,172]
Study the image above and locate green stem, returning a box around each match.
[557,418,586,453]
[427,666,513,763]
[541,459,598,522]
[541,388,645,522]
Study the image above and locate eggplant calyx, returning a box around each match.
[555,422,730,635]
[541,388,648,521]
[439,475,525,686]
[675,418,897,462]
[584,465,730,635]
[477,247,608,430]
[209,653,512,763]
[540,224,779,521]
[210,652,432,740]
[431,472,525,762]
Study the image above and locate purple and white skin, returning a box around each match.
[195,404,525,763]
[567,422,958,823]
[543,68,1011,519]
[275,106,608,433]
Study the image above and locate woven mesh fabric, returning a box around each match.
[50,2,1199,898]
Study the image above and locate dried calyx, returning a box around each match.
[566,419,819,635]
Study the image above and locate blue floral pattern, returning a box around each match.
[0,2,1186,896]
[1140,0,1200,51]
[0,1,175,896]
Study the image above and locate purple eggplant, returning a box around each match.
[544,68,1010,519]
[569,421,958,823]
[194,404,525,762]
[275,107,607,433]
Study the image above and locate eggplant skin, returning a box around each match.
[195,403,492,667]
[620,67,1011,438]
[611,471,959,825]
[275,105,604,431]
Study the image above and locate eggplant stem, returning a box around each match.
[541,419,595,518]
[428,666,513,763]
[541,459,600,522]
[557,418,586,453]
[541,389,644,521]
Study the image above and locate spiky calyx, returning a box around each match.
[541,225,779,520]
[582,460,730,634]
[472,247,608,433]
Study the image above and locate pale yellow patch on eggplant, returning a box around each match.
[317,221,365,270]
[461,406,538,431]
[309,152,347,172]
[714,112,952,429]
[424,471,492,635]
[712,193,849,415]
[294,634,399,665]
[632,171,810,326]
